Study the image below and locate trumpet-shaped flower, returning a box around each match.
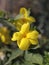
[13,8,36,31]
[12,23,39,50]
[0,27,11,44]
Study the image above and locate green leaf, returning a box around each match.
[25,51,33,62]
[44,51,49,65]
[4,49,23,65]
[32,54,43,65]
[25,51,43,65]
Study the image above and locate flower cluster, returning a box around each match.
[12,8,39,50]
[0,8,39,50]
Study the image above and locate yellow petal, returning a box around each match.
[27,30,39,39]
[20,8,28,17]
[13,20,24,31]
[12,32,22,41]
[0,33,2,36]
[1,35,6,42]
[16,22,22,31]
[20,23,30,34]
[29,39,38,45]
[17,38,30,50]
[26,16,36,23]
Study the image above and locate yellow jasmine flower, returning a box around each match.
[12,23,39,50]
[0,27,11,44]
[13,7,36,31]
[20,8,35,22]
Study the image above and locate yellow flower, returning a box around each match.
[0,27,11,44]
[13,7,36,31]
[12,23,39,50]
[20,8,35,22]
